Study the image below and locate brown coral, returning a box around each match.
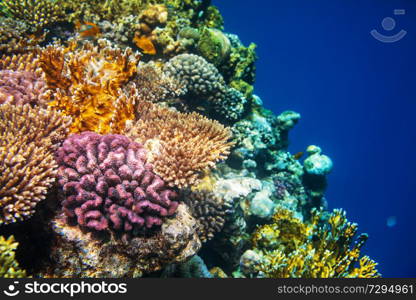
[0,104,71,225]
[125,101,234,188]
[39,40,140,134]
[133,62,184,103]
[183,190,232,243]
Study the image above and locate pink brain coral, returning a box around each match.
[56,132,179,235]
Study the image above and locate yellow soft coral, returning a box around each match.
[250,208,380,278]
[39,40,140,134]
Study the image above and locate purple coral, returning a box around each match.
[0,70,49,106]
[56,132,179,234]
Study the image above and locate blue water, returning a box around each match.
[214,0,416,277]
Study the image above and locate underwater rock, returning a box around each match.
[39,203,201,278]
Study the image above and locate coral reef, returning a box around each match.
[238,208,380,278]
[183,190,232,243]
[0,235,26,278]
[161,255,213,278]
[0,0,64,32]
[0,70,49,106]
[163,53,248,122]
[0,17,44,54]
[40,203,200,277]
[133,61,184,103]
[125,101,234,188]
[0,104,71,225]
[39,40,140,134]
[56,132,179,235]
[0,0,380,279]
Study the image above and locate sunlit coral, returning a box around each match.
[0,0,64,32]
[0,104,71,225]
[247,208,380,278]
[125,101,234,188]
[39,40,140,134]
[0,236,26,278]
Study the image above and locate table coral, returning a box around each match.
[125,101,234,188]
[0,104,71,225]
[39,40,140,134]
[56,132,179,235]
[243,208,380,278]
[0,236,26,278]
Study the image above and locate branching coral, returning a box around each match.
[0,0,64,32]
[244,208,380,278]
[0,17,45,54]
[125,101,234,188]
[0,52,50,106]
[56,132,179,235]
[0,236,26,277]
[39,40,140,134]
[0,104,71,225]
[183,190,233,243]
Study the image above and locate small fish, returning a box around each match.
[292,151,304,160]
[75,21,101,38]
[386,216,397,227]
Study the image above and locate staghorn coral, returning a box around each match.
[56,132,179,235]
[0,104,71,225]
[183,190,233,243]
[39,40,140,134]
[0,17,45,54]
[0,0,64,32]
[0,235,26,278]
[125,101,234,188]
[243,208,380,278]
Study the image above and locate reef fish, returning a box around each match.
[75,21,101,38]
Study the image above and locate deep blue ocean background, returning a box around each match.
[214,0,416,277]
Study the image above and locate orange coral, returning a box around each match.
[125,101,234,188]
[133,34,156,55]
[39,40,140,134]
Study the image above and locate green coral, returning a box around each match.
[197,26,231,66]
[244,208,380,278]
[0,236,26,278]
